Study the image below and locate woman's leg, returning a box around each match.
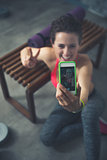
[81,89,105,160]
[40,103,82,146]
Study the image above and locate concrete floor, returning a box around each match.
[0,0,107,159]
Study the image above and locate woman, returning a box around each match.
[20,15,105,160]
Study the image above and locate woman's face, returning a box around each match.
[52,32,80,61]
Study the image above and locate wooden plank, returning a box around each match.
[3,56,20,70]
[5,61,22,74]
[0,42,27,62]
[27,70,50,92]
[82,22,95,34]
[79,30,105,52]
[17,62,45,83]
[82,25,98,39]
[22,66,49,87]
[81,27,102,45]
[9,65,25,77]
[0,52,19,66]
[14,68,30,80]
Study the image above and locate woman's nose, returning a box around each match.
[63,47,70,57]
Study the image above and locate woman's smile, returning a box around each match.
[61,55,73,61]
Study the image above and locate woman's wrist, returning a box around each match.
[80,98,85,107]
[72,98,85,113]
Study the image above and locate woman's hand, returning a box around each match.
[56,83,81,112]
[20,47,40,68]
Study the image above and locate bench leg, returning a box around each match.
[0,68,36,123]
[26,89,36,123]
[95,36,106,68]
[0,68,10,99]
[26,89,46,124]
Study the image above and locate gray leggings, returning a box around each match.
[40,89,105,160]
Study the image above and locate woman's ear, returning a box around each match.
[50,39,54,48]
[50,39,52,44]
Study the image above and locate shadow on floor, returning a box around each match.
[0,127,18,148]
[0,150,22,160]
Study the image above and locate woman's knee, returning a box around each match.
[40,129,54,147]
[40,117,57,146]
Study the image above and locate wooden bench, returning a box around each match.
[0,19,106,123]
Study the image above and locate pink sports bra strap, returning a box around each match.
[51,59,59,88]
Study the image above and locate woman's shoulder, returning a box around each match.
[78,53,92,66]
[78,53,90,60]
[77,53,93,73]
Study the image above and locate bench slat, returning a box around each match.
[0,52,19,67]
[22,66,49,87]
[3,56,20,70]
[9,65,25,77]
[81,28,102,45]
[82,22,96,34]
[82,25,98,39]
[27,70,50,91]
[17,62,45,83]
[0,43,27,62]
[5,61,22,74]
[79,29,105,52]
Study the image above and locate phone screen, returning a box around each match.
[60,66,75,91]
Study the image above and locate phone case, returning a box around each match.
[59,61,77,95]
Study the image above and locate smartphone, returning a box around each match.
[59,61,77,95]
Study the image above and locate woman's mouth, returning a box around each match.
[61,56,72,61]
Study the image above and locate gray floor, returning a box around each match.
[0,0,107,160]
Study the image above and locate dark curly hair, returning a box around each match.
[50,15,82,44]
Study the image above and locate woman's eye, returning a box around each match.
[70,45,76,48]
[58,44,64,48]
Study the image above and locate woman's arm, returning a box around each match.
[56,57,93,112]
[78,58,93,105]
[20,47,53,68]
